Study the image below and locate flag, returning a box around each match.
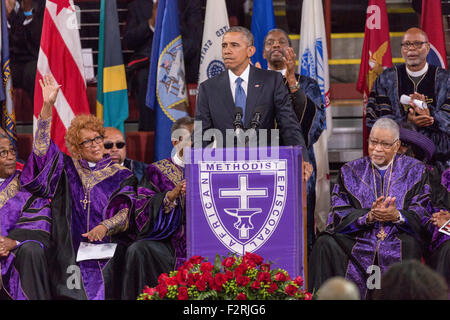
[34,0,90,155]
[357,0,392,156]
[421,0,447,69]
[298,0,331,233]
[146,0,189,161]
[250,0,275,69]
[97,0,129,134]
[0,0,16,147]
[198,0,229,84]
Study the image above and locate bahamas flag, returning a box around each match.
[0,0,16,146]
[146,0,189,161]
[97,0,128,134]
[250,0,275,69]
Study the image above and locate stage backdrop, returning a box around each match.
[186,146,306,279]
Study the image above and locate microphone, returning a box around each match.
[250,106,264,130]
[233,107,244,130]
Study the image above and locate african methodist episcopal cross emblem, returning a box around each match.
[199,160,287,255]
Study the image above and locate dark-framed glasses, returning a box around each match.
[368,138,399,149]
[104,141,126,149]
[0,148,17,159]
[400,41,428,49]
[79,135,104,148]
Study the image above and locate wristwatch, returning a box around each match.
[289,81,300,91]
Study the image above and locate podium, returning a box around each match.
[185,146,307,280]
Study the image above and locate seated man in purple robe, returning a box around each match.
[0,128,51,300]
[308,118,431,299]
[122,116,193,299]
[21,75,140,300]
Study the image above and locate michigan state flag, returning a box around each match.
[0,0,16,146]
[146,0,189,161]
[97,0,128,134]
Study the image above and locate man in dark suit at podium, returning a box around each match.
[193,26,310,163]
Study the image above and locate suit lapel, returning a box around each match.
[217,71,235,117]
[245,66,263,126]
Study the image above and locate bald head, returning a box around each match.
[317,277,360,300]
[103,127,126,164]
[401,27,430,71]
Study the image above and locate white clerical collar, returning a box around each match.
[406,63,428,77]
[268,67,287,77]
[0,178,5,184]
[228,64,250,83]
[172,152,184,168]
[88,161,96,168]
[372,158,394,171]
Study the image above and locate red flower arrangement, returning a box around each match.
[138,252,312,300]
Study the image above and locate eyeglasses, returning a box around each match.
[79,135,104,148]
[368,138,399,149]
[400,41,428,49]
[264,38,289,47]
[0,148,16,159]
[104,141,126,149]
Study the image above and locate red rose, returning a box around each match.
[176,268,189,285]
[189,255,204,265]
[200,262,214,273]
[234,262,248,276]
[236,275,250,287]
[304,292,312,300]
[156,283,168,299]
[250,281,261,290]
[267,282,278,294]
[178,286,189,300]
[260,263,271,272]
[274,272,287,282]
[222,257,236,268]
[214,273,228,287]
[293,276,304,287]
[225,270,234,280]
[285,284,298,296]
[243,252,263,266]
[166,276,178,286]
[187,272,200,286]
[257,272,271,283]
[158,273,169,284]
[143,286,156,296]
[236,293,247,300]
[195,278,207,292]
[183,261,194,270]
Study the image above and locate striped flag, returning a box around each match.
[357,0,392,156]
[421,0,447,69]
[33,0,90,155]
[97,0,128,134]
[198,0,229,84]
[250,0,275,69]
[298,0,331,233]
[0,0,16,147]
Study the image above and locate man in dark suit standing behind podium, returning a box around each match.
[194,26,310,164]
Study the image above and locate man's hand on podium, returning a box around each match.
[303,161,312,182]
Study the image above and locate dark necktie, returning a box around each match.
[235,77,247,121]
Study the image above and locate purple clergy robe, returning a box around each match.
[21,117,136,300]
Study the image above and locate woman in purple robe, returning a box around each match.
[21,75,137,300]
[308,118,432,299]
[0,130,51,300]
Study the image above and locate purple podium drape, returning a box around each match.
[186,146,305,279]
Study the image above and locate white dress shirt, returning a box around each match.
[228,64,250,103]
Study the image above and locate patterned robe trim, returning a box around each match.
[101,208,129,236]
[153,159,184,187]
[73,159,121,190]
[33,116,52,157]
[163,195,178,214]
[0,175,20,209]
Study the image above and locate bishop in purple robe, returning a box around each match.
[0,130,51,300]
[22,75,137,300]
[308,118,432,299]
[121,117,193,299]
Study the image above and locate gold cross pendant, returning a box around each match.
[376,227,388,241]
[80,195,90,210]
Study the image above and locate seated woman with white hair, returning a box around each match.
[308,117,432,300]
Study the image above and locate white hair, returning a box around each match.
[317,277,361,300]
[371,118,399,141]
